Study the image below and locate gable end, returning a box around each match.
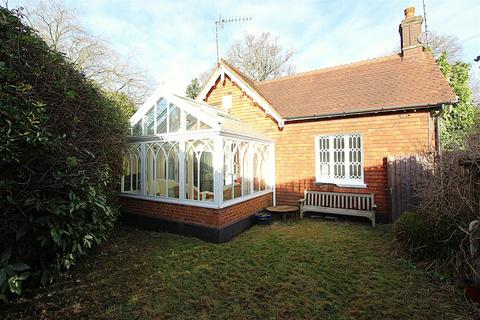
[197,64,285,128]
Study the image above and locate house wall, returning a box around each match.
[205,76,436,222]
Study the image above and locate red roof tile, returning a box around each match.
[224,51,456,119]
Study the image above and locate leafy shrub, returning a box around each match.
[393,212,456,264]
[393,212,433,253]
[0,7,129,299]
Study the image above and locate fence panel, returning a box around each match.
[387,154,432,222]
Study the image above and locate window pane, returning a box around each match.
[253,145,268,192]
[156,98,167,134]
[164,143,179,198]
[125,146,141,194]
[132,120,142,136]
[261,146,270,190]
[145,107,155,135]
[233,146,242,198]
[146,145,156,195]
[186,113,198,131]
[333,136,345,179]
[168,103,181,132]
[185,148,197,200]
[156,147,167,196]
[242,147,251,196]
[185,141,214,202]
[349,134,362,180]
[223,141,234,201]
[317,136,330,178]
[200,151,214,201]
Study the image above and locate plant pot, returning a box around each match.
[255,212,272,225]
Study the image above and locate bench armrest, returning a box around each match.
[298,199,305,205]
[372,204,378,210]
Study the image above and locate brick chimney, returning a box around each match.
[399,7,424,58]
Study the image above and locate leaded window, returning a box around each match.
[315,133,364,186]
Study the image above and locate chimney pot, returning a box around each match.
[404,7,415,18]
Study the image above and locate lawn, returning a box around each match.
[2,219,475,319]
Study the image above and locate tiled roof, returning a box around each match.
[223,51,456,119]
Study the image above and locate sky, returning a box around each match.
[6,0,480,95]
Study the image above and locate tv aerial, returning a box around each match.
[418,0,431,45]
[215,14,252,64]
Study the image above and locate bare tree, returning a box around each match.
[22,0,151,105]
[198,69,213,86]
[428,32,463,62]
[227,32,295,81]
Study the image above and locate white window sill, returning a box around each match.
[315,180,367,189]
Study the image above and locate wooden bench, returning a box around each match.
[298,190,376,226]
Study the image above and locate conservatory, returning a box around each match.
[119,88,275,242]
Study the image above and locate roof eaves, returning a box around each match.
[283,100,458,122]
[195,66,221,103]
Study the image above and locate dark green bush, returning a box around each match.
[0,7,129,298]
[394,210,471,279]
[393,212,451,260]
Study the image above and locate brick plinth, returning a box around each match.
[119,193,273,242]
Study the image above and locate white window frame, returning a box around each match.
[314,133,366,188]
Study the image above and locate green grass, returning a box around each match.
[2,219,475,319]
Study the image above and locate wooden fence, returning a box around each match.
[387,154,433,222]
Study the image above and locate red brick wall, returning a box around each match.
[205,76,436,219]
[119,193,273,228]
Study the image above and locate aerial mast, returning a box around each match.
[215,14,252,64]
[422,0,430,45]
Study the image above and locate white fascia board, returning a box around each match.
[196,65,285,128]
[219,130,275,144]
[196,68,222,103]
[128,130,221,143]
[130,129,274,145]
[130,84,221,130]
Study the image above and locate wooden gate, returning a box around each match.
[387,154,433,222]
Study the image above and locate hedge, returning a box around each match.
[0,7,129,298]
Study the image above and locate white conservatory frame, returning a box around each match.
[120,86,276,209]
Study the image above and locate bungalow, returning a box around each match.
[119,7,455,242]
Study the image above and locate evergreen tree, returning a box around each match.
[185,78,201,99]
[436,51,477,149]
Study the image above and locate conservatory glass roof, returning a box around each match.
[129,87,270,142]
